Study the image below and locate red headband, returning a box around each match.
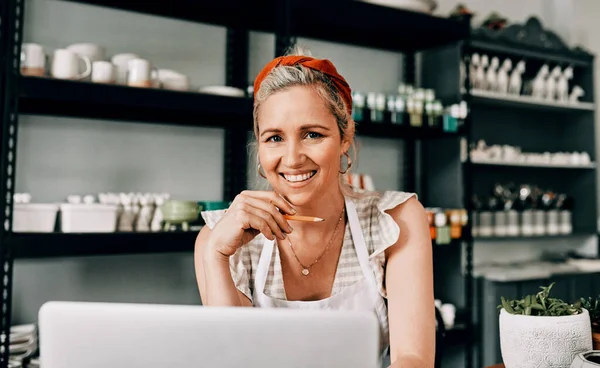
[253,56,353,116]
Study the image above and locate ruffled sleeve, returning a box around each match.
[357,191,417,298]
[200,210,254,302]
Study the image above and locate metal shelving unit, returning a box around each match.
[11,232,198,258]
[421,14,599,368]
[469,90,596,112]
[470,160,596,169]
[0,0,471,367]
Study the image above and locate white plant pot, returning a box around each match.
[500,308,592,368]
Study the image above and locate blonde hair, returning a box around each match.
[251,45,358,196]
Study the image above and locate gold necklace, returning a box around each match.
[287,207,345,276]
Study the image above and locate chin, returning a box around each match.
[281,190,318,207]
[272,181,324,207]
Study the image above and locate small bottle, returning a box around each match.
[367,92,377,122]
[425,100,435,128]
[386,95,396,123]
[406,97,415,126]
[458,101,468,128]
[443,105,459,132]
[426,209,436,240]
[434,211,451,245]
[373,93,386,123]
[414,88,426,102]
[448,209,462,239]
[410,98,423,127]
[352,91,366,122]
[424,89,435,103]
[392,95,405,124]
[398,83,407,96]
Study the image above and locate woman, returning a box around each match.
[194,47,435,368]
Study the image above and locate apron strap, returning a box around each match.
[345,199,378,286]
[255,238,275,295]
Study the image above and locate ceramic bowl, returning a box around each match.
[161,200,199,223]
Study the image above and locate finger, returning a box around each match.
[247,211,278,241]
[246,206,287,241]
[240,195,293,235]
[236,209,275,241]
[240,190,296,215]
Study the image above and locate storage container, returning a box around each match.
[13,203,59,232]
[60,203,118,233]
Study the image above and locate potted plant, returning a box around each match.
[580,295,600,350]
[498,283,592,368]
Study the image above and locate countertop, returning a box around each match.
[473,259,600,282]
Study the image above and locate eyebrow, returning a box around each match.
[260,124,331,137]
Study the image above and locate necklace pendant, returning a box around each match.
[302,269,310,276]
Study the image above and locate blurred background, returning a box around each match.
[3,0,600,367]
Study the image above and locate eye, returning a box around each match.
[266,135,283,143]
[306,132,323,139]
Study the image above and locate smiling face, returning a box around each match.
[257,85,350,206]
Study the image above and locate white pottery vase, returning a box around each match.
[500,308,592,368]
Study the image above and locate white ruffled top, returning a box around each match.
[201,190,416,302]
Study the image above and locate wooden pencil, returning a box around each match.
[283,214,324,222]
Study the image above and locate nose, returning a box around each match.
[284,139,306,168]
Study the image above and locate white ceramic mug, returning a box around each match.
[127,58,158,88]
[111,53,139,84]
[91,61,116,84]
[20,43,46,77]
[157,69,190,91]
[51,49,91,80]
[66,43,105,63]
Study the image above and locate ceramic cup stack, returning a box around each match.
[20,42,192,91]
[9,324,37,361]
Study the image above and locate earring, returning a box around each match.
[257,163,267,179]
[339,152,352,174]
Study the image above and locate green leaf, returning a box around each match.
[525,306,532,315]
[531,303,544,311]
[501,297,514,314]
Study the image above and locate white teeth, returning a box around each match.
[283,171,315,183]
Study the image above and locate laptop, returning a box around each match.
[38,301,381,368]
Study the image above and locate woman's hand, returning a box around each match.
[205,190,295,259]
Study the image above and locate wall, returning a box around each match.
[13,1,600,367]
[13,0,406,324]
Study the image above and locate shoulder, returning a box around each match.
[350,190,423,298]
[351,189,418,215]
[349,190,419,253]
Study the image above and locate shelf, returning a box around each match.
[18,76,253,127]
[288,0,469,52]
[61,0,279,33]
[18,77,461,140]
[64,0,470,52]
[468,38,593,67]
[470,159,596,169]
[468,90,595,112]
[356,122,462,140]
[11,232,198,259]
[474,232,595,242]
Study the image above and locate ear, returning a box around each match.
[341,138,351,156]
